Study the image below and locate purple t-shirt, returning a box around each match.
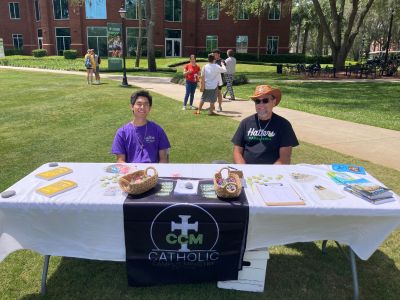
[111,121,170,163]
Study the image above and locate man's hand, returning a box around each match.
[233,146,246,164]
[274,147,292,165]
[159,149,169,163]
[116,154,126,163]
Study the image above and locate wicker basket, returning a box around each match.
[214,167,242,199]
[118,166,158,195]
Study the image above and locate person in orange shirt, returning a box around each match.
[182,54,201,110]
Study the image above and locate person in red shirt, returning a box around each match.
[182,54,201,110]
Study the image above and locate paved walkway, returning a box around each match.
[2,66,399,171]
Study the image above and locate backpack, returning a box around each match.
[85,57,92,68]
[98,56,101,65]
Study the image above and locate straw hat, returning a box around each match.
[249,85,282,106]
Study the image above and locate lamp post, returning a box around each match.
[118,6,130,87]
[384,8,395,65]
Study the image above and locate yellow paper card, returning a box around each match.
[36,167,73,180]
[36,180,77,197]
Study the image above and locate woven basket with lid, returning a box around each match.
[118,166,158,195]
[213,167,242,198]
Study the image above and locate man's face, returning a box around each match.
[254,95,276,117]
[131,96,151,118]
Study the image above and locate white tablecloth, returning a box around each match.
[1,163,399,262]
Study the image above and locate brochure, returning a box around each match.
[36,167,73,180]
[332,164,366,175]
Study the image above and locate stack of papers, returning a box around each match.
[256,183,305,206]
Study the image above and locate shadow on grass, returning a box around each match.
[19,241,400,300]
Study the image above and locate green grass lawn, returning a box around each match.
[232,82,400,131]
[1,70,400,299]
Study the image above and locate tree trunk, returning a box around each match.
[257,13,261,60]
[146,0,157,72]
[316,26,323,56]
[135,0,143,68]
[302,24,310,55]
[295,22,301,53]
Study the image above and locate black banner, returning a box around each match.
[123,178,249,286]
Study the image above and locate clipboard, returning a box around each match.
[256,183,305,206]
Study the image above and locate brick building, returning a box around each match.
[0,0,291,57]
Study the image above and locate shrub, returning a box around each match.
[170,73,248,86]
[232,74,248,85]
[63,50,77,59]
[32,49,47,57]
[5,49,24,56]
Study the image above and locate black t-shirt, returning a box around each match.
[231,113,299,164]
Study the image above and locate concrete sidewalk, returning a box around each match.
[1,66,399,170]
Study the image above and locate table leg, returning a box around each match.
[40,255,51,295]
[349,248,359,300]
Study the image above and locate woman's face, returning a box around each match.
[190,55,196,63]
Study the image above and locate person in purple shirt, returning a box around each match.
[111,90,170,163]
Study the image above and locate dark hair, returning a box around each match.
[212,49,221,54]
[227,49,234,57]
[130,90,153,106]
[208,53,215,62]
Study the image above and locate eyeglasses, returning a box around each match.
[254,98,274,104]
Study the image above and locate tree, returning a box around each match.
[200,0,290,60]
[311,0,375,70]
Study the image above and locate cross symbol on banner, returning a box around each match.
[171,215,198,252]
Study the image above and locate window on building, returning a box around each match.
[237,7,249,20]
[87,27,108,56]
[53,0,69,20]
[9,3,20,19]
[267,36,279,54]
[206,35,218,52]
[85,0,107,19]
[37,29,43,49]
[268,2,281,20]
[34,0,41,21]
[165,0,181,22]
[207,4,219,20]
[12,34,23,49]
[127,28,147,56]
[55,28,71,55]
[126,0,146,20]
[236,36,248,53]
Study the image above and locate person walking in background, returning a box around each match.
[223,49,236,100]
[93,49,101,85]
[212,49,225,112]
[182,54,200,110]
[84,49,96,85]
[195,53,226,116]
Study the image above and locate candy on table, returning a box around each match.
[275,175,284,180]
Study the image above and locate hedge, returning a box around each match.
[128,50,163,58]
[63,50,78,59]
[196,50,332,64]
[170,73,248,86]
[32,49,47,57]
[5,49,24,56]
